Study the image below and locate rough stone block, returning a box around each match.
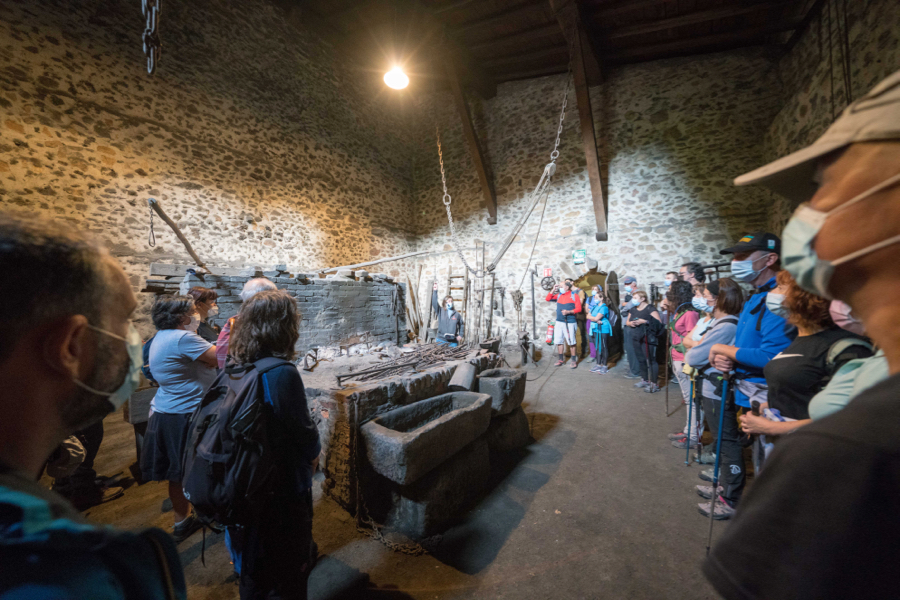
[360,391,492,485]
[448,362,477,392]
[485,407,530,452]
[476,368,527,415]
[387,436,490,539]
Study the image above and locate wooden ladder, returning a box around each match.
[445,262,469,326]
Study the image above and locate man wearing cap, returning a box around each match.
[546,279,582,368]
[704,71,900,600]
[705,231,795,519]
[619,276,643,379]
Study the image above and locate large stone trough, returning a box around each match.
[360,391,492,485]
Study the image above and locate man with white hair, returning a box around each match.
[215,277,277,368]
[704,70,900,600]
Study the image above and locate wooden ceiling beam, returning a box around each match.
[587,0,675,20]
[446,61,498,225]
[432,0,480,15]
[604,19,802,62]
[549,0,602,85]
[482,45,568,69]
[602,2,785,41]
[494,64,569,82]
[470,23,561,53]
[451,1,549,37]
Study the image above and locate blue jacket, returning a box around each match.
[0,462,186,600]
[587,299,612,335]
[733,276,796,407]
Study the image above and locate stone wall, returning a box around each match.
[763,0,900,230]
[406,49,782,337]
[144,264,407,354]
[0,0,417,334]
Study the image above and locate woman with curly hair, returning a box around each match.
[740,271,873,438]
[666,280,700,446]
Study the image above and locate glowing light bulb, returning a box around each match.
[384,67,409,90]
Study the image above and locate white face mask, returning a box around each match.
[185,315,200,332]
[592,290,600,297]
[632,297,642,306]
[765,293,790,319]
[782,172,900,299]
[731,253,771,284]
[207,305,219,318]
[73,323,143,412]
[691,296,711,312]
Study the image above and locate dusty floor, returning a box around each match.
[78,354,723,600]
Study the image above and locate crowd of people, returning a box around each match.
[1,69,898,600]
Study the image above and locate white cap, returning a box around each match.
[735,69,900,202]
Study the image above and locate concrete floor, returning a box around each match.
[79,356,723,599]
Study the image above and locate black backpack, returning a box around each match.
[181,357,292,526]
[141,334,157,385]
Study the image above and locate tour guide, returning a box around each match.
[432,282,464,346]
[547,279,583,368]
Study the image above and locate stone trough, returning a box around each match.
[477,368,527,415]
[361,391,492,485]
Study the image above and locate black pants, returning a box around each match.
[701,393,719,447]
[577,318,588,356]
[593,330,610,366]
[717,395,745,507]
[632,335,658,383]
[623,327,642,376]
[235,489,315,600]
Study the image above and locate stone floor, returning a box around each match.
[75,354,722,600]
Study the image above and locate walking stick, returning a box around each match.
[684,367,694,466]
[707,372,731,555]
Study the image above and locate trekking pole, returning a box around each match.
[684,366,694,466]
[706,372,731,555]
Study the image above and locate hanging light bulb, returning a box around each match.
[384,67,409,90]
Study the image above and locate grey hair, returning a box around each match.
[240,277,277,301]
[0,212,109,364]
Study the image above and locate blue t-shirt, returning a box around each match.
[149,329,215,414]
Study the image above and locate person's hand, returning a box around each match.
[456,335,462,342]
[711,355,735,372]
[433,282,438,291]
[310,455,320,472]
[740,413,775,436]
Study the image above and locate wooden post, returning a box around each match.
[447,61,498,225]
[148,198,208,270]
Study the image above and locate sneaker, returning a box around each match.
[698,496,736,520]
[695,485,725,499]
[667,432,687,441]
[644,384,660,394]
[554,359,564,366]
[570,358,578,369]
[634,380,650,388]
[172,513,203,543]
[697,451,716,465]
[671,437,699,449]
[598,366,609,374]
[624,374,641,379]
[590,365,602,373]
[699,468,715,482]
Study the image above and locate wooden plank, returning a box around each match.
[447,61,499,225]
[602,2,784,41]
[482,44,568,69]
[451,1,549,36]
[432,0,480,14]
[549,0,603,85]
[588,0,677,20]
[571,26,608,242]
[492,64,569,82]
[470,23,561,52]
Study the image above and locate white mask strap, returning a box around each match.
[73,379,113,397]
[86,324,127,343]
[832,233,900,266]
[827,171,900,217]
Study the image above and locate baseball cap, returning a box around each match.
[735,69,900,202]
[622,276,636,284]
[720,231,781,255]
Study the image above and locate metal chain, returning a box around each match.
[142,0,161,74]
[436,126,485,279]
[148,202,156,247]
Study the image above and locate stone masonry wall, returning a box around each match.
[144,264,407,355]
[406,49,781,337]
[763,0,900,231]
[0,0,417,335]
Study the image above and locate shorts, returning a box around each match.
[140,411,192,482]
[553,321,577,346]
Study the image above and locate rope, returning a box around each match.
[148,202,156,247]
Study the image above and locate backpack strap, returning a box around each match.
[826,338,874,374]
[254,356,295,375]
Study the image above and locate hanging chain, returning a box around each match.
[148,202,157,247]
[436,126,485,279]
[142,0,161,74]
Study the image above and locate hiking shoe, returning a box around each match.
[634,380,650,388]
[590,365,603,373]
[624,373,641,379]
[667,432,687,441]
[698,451,716,465]
[554,359,564,366]
[698,496,736,520]
[597,365,609,374]
[570,358,578,369]
[699,468,715,482]
[644,384,660,393]
[172,514,203,543]
[671,438,699,449]
[696,485,724,499]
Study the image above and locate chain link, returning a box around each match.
[436,127,485,278]
[142,0,161,74]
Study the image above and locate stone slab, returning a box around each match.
[476,368,527,416]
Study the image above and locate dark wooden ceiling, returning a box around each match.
[293,0,819,94]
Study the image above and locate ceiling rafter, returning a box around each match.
[450,1,549,37]
[602,2,786,41]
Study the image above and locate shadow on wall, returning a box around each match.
[429,419,574,575]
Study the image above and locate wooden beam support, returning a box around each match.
[470,23,561,53]
[432,0,480,14]
[569,26,608,241]
[482,44,568,69]
[588,0,682,20]
[488,64,569,82]
[549,0,602,85]
[451,1,549,37]
[446,61,498,225]
[602,2,785,41]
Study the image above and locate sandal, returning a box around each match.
[555,359,564,366]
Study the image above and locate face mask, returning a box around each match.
[782,172,900,299]
[765,293,789,318]
[632,298,642,306]
[731,254,770,284]
[829,300,865,335]
[624,285,633,293]
[592,291,599,297]
[73,323,143,412]
[692,297,711,312]
[185,315,200,332]
[208,305,219,318]
[446,302,454,311]
[664,280,672,287]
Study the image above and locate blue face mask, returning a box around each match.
[730,254,771,283]
[782,172,900,299]
[631,297,641,306]
[765,293,789,318]
[664,280,672,287]
[691,296,712,313]
[624,285,633,293]
[73,323,143,412]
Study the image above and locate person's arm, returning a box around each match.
[180,332,216,368]
[686,323,736,368]
[263,366,321,466]
[733,310,796,370]
[572,292,583,315]
[215,318,233,369]
[546,291,558,302]
[740,413,810,436]
[650,310,662,322]
[197,346,218,368]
